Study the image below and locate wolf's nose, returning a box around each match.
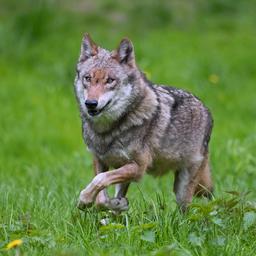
[85,99,98,109]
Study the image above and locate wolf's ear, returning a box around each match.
[79,33,98,62]
[115,38,135,67]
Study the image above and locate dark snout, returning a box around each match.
[85,99,98,109]
[85,99,99,116]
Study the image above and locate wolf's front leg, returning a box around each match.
[105,183,130,212]
[115,182,130,198]
[78,162,143,211]
[77,158,109,210]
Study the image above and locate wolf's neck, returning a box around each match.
[83,79,159,156]
[88,78,158,136]
[123,80,159,128]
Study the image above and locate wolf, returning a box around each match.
[74,33,213,213]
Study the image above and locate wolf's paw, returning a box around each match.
[108,197,129,212]
[77,200,93,211]
[95,199,110,210]
[77,191,94,211]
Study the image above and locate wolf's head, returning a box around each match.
[75,34,143,132]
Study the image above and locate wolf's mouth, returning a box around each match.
[88,100,112,117]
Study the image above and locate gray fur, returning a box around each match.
[74,35,213,212]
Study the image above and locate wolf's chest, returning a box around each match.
[86,134,133,168]
[99,147,132,168]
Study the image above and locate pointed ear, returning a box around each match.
[115,38,136,67]
[79,33,98,62]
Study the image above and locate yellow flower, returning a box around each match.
[6,239,23,250]
[208,74,220,84]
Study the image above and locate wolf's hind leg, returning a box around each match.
[194,155,213,199]
[173,166,200,212]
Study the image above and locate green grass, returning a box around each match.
[1,1,256,255]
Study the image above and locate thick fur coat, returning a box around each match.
[74,34,213,212]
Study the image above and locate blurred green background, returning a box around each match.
[1,0,255,189]
[0,0,256,255]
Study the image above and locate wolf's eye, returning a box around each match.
[106,77,115,84]
[83,75,91,84]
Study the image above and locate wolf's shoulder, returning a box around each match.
[153,84,194,99]
[151,84,212,120]
[141,73,193,100]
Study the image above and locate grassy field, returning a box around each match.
[0,1,256,255]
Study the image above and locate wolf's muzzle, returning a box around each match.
[85,99,98,116]
[85,99,111,116]
[85,99,98,109]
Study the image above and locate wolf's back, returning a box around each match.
[146,83,213,158]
